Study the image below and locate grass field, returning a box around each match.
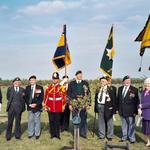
[0,86,148,150]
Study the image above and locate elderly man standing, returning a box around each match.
[6,77,25,141]
[25,75,44,140]
[94,77,116,141]
[117,76,139,143]
[68,70,91,138]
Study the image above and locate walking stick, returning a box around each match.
[92,112,97,137]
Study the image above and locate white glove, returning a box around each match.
[113,115,116,121]
[0,103,2,112]
[60,78,68,86]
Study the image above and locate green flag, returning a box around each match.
[100,25,116,78]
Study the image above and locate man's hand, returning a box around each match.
[139,104,142,108]
[29,103,37,108]
[138,108,142,116]
[69,105,73,111]
[0,103,2,112]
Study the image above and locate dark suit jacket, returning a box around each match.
[0,88,2,104]
[6,86,25,112]
[117,85,139,117]
[25,84,44,112]
[94,86,116,121]
[68,80,91,104]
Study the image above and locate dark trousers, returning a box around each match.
[48,112,61,138]
[60,104,70,131]
[73,108,87,137]
[6,106,22,139]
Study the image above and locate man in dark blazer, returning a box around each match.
[6,77,25,141]
[117,75,139,143]
[68,70,91,138]
[94,77,116,141]
[0,87,2,111]
[25,75,44,140]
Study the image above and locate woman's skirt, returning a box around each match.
[142,119,150,135]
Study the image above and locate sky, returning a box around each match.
[0,0,150,80]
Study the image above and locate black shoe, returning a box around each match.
[130,141,135,144]
[107,138,112,141]
[28,136,33,139]
[6,137,11,141]
[15,137,21,140]
[35,136,40,140]
[119,139,126,142]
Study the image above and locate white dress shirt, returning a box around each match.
[97,86,108,104]
[14,87,19,92]
[76,80,82,84]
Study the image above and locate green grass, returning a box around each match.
[0,87,147,150]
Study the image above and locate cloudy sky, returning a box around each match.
[0,0,149,80]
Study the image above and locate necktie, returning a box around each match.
[99,88,104,102]
[29,87,33,104]
[122,86,127,98]
[15,87,18,93]
[16,87,19,93]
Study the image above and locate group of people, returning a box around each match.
[95,75,150,147]
[95,75,139,144]
[0,71,150,147]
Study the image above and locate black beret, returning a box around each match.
[99,76,108,81]
[52,72,59,79]
[62,75,69,79]
[75,70,82,76]
[29,75,36,80]
[13,77,21,83]
[122,75,130,82]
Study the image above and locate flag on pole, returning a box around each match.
[135,15,150,56]
[100,25,116,78]
[52,24,72,70]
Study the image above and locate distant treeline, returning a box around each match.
[0,78,144,87]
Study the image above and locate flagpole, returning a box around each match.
[65,63,67,76]
[64,24,67,76]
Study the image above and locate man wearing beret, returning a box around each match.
[68,70,91,138]
[44,72,67,139]
[117,76,139,143]
[94,77,116,141]
[6,77,25,141]
[25,75,44,140]
[0,87,2,112]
